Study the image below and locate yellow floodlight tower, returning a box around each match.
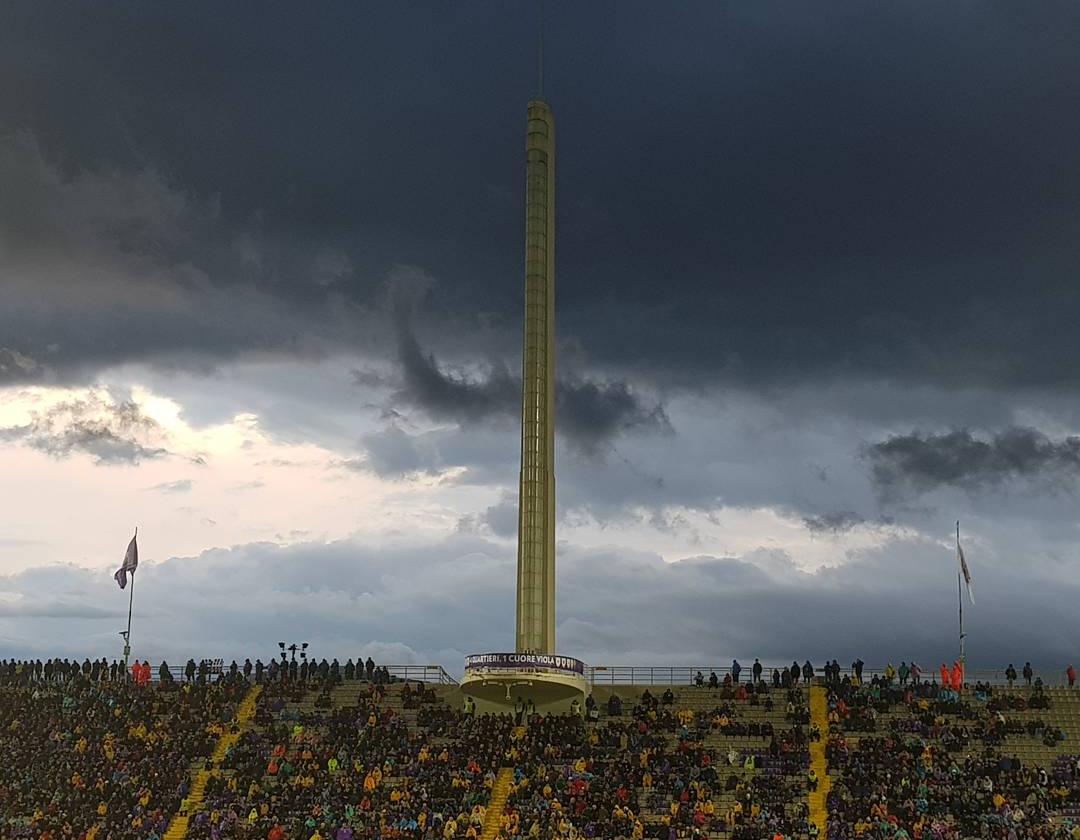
[516,97,557,656]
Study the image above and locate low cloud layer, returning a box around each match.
[803,511,870,535]
[1,394,168,465]
[148,479,193,494]
[868,427,1080,498]
[1,531,1077,676]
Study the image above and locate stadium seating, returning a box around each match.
[186,678,498,839]
[0,674,246,840]
[7,662,1080,839]
[825,678,1080,840]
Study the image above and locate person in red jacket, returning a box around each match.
[1067,664,1077,687]
[940,663,950,689]
[952,660,963,692]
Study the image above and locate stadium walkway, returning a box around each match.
[808,684,831,834]
[481,767,515,840]
[163,683,263,840]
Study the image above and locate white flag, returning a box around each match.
[958,541,974,605]
[114,532,138,589]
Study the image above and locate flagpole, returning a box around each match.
[124,571,135,669]
[122,527,137,674]
[957,520,965,672]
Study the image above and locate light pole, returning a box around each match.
[278,641,309,681]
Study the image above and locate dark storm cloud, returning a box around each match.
[392,288,669,451]
[802,511,868,535]
[868,427,1080,497]
[458,494,519,538]
[0,133,372,384]
[0,349,43,384]
[1,395,168,465]
[355,426,444,479]
[1,3,1079,391]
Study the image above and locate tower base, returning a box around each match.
[461,653,588,715]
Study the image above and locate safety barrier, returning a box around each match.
[143,662,458,685]
[585,664,1065,687]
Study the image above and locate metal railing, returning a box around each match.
[387,665,457,685]
[145,663,457,685]
[586,664,1066,687]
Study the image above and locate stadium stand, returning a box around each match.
[7,660,1080,839]
[824,674,1080,840]
[0,668,246,840]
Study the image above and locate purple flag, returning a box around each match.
[958,541,974,605]
[114,532,138,589]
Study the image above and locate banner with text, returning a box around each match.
[465,652,586,675]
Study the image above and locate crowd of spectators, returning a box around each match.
[188,680,503,840]
[0,672,245,839]
[6,654,1080,840]
[825,672,1080,840]
[497,683,813,839]
[827,737,1076,840]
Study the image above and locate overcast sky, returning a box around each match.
[2,2,1080,676]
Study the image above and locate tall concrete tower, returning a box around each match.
[515,99,556,654]
[460,68,585,714]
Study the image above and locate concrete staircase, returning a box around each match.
[162,683,263,840]
[808,685,830,834]
[480,767,514,840]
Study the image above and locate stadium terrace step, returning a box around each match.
[480,767,514,840]
[162,683,263,840]
[808,685,831,834]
